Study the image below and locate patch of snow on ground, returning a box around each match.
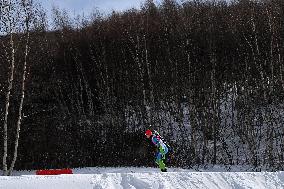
[1,167,284,189]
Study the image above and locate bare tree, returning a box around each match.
[0,0,17,176]
[8,0,32,176]
[0,0,32,176]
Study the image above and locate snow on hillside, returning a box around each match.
[1,167,284,189]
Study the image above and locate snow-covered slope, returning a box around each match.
[1,167,284,189]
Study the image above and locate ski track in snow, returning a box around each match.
[0,168,284,189]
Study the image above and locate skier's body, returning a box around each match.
[145,129,168,172]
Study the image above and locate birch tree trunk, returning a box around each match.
[2,32,15,176]
[8,15,30,175]
[1,0,31,176]
[1,0,16,175]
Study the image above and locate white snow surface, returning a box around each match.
[1,167,284,189]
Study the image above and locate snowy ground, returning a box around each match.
[1,167,284,189]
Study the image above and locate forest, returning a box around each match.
[0,0,284,175]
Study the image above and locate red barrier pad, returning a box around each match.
[36,169,73,175]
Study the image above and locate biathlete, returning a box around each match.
[145,129,169,172]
